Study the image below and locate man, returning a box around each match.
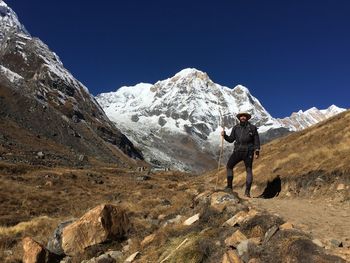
[221,112,260,197]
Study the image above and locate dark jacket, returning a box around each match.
[224,122,260,152]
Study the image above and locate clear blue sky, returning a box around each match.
[6,0,350,117]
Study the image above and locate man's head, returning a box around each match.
[236,112,252,122]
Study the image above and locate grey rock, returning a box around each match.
[136,175,151,181]
[47,220,74,255]
[78,154,87,162]
[237,239,249,256]
[264,225,279,243]
[106,251,123,260]
[60,257,72,263]
[72,114,80,123]
[330,239,343,248]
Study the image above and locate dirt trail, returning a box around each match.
[244,194,350,243]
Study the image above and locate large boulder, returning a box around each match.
[61,204,130,256]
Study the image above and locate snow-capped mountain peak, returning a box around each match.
[278,105,346,131]
[96,69,283,171]
[172,68,209,80]
[320,105,345,118]
[0,0,29,40]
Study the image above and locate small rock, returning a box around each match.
[158,214,166,220]
[222,249,242,263]
[122,244,130,252]
[45,181,53,187]
[237,240,249,256]
[167,215,183,225]
[123,239,133,252]
[330,239,343,248]
[312,239,324,247]
[280,222,294,230]
[124,251,140,263]
[224,211,249,227]
[60,256,72,263]
[337,184,345,191]
[160,199,171,206]
[225,230,248,248]
[72,115,80,123]
[37,151,44,159]
[183,213,200,226]
[264,225,279,243]
[106,251,122,260]
[136,176,151,181]
[78,155,87,162]
[141,234,156,247]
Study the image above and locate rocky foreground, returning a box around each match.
[1,164,347,263]
[21,192,347,263]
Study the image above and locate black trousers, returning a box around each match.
[226,150,254,190]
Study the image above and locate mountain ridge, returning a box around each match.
[0,0,143,166]
[96,68,345,171]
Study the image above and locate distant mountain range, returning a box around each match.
[96,68,346,171]
[277,105,345,131]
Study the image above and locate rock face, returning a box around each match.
[96,68,344,172]
[0,1,142,166]
[61,204,130,256]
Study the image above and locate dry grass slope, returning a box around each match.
[207,110,350,198]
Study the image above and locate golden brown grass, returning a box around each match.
[0,162,203,262]
[205,110,350,189]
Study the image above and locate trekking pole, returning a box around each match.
[215,99,224,190]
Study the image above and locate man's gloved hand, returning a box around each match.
[255,150,260,159]
[221,130,226,137]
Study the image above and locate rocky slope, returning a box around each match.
[96,68,345,172]
[0,0,142,166]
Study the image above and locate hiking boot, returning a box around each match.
[244,187,251,198]
[224,186,233,193]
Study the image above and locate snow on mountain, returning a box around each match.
[0,0,29,41]
[97,68,346,171]
[277,105,346,131]
[0,0,143,163]
[96,68,284,171]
